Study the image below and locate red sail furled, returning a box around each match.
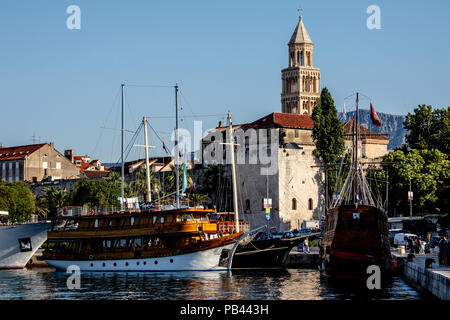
[370,102,381,127]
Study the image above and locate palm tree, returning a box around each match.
[131,168,161,202]
[39,187,69,217]
[164,165,193,193]
[187,193,208,207]
[106,171,121,187]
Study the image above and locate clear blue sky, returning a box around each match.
[1,0,449,162]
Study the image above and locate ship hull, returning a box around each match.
[232,238,302,268]
[0,223,50,269]
[45,243,234,272]
[319,205,392,276]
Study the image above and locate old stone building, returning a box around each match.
[343,121,389,160]
[202,112,325,231]
[281,15,321,115]
[0,143,80,182]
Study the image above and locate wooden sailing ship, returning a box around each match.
[319,93,392,275]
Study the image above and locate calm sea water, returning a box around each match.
[0,268,421,300]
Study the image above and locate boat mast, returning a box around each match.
[143,116,151,203]
[353,92,359,205]
[175,84,180,208]
[121,83,125,212]
[227,111,240,233]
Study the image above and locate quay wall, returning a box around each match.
[285,251,319,268]
[403,259,450,300]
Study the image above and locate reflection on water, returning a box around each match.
[0,268,421,300]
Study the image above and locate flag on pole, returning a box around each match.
[162,136,170,154]
[343,103,347,121]
[370,102,381,127]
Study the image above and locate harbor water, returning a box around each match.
[0,268,422,300]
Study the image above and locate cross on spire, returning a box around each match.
[297,6,303,18]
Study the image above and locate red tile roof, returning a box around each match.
[73,156,90,171]
[0,143,46,161]
[82,170,110,179]
[342,121,389,141]
[240,112,314,130]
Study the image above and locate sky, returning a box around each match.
[0,0,449,162]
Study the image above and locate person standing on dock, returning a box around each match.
[438,236,448,265]
[304,238,310,254]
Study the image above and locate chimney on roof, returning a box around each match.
[218,121,224,127]
[64,149,74,163]
[49,142,55,149]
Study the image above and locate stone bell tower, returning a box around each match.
[281,13,321,115]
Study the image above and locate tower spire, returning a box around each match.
[281,10,321,115]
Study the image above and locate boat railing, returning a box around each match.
[218,221,250,234]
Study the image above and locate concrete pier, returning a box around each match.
[394,252,450,300]
[285,247,320,268]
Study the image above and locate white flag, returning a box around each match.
[343,103,347,120]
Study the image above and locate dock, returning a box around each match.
[285,247,320,268]
[393,251,450,300]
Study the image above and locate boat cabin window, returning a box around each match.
[176,215,182,222]
[130,217,135,226]
[103,240,113,248]
[119,239,127,248]
[182,214,193,221]
[94,219,98,228]
[108,220,113,227]
[152,216,157,224]
[135,238,142,247]
[160,216,165,224]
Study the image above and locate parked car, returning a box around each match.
[270,232,284,239]
[393,233,418,247]
[389,229,403,246]
[283,231,294,238]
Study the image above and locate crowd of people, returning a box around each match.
[406,236,427,254]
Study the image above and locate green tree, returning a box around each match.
[0,181,36,223]
[187,193,208,207]
[72,172,126,209]
[404,105,450,154]
[38,187,69,217]
[312,87,345,200]
[164,165,193,192]
[132,168,161,202]
[373,149,450,216]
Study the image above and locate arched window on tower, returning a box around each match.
[292,198,297,210]
[297,51,300,65]
[300,51,304,66]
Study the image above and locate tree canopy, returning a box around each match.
[404,105,450,154]
[312,87,346,165]
[0,181,36,223]
[312,87,346,202]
